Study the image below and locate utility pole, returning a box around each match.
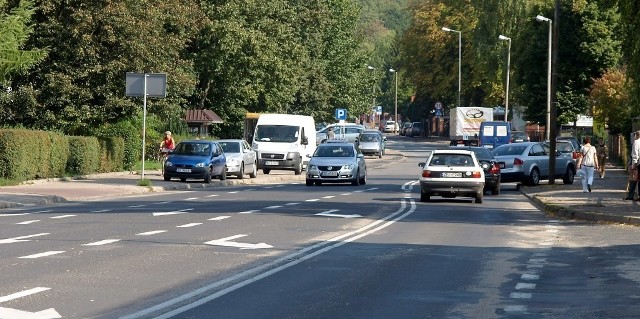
[549,0,560,184]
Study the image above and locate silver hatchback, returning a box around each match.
[306,142,367,186]
[492,142,576,186]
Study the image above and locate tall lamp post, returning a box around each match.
[536,15,552,141]
[498,35,511,123]
[389,68,398,133]
[367,65,376,128]
[442,27,462,108]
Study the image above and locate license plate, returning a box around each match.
[442,172,462,178]
[265,161,279,165]
[177,168,191,173]
[322,171,338,176]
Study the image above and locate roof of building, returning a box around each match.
[185,109,223,124]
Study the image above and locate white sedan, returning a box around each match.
[418,149,485,203]
[217,139,258,179]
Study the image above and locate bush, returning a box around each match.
[98,136,125,173]
[67,136,100,175]
[0,129,68,181]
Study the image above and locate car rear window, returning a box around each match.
[429,154,475,167]
[493,145,527,156]
[314,145,354,157]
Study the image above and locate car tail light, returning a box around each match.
[422,170,431,178]
[572,151,579,159]
[513,158,524,166]
[471,171,482,178]
[489,163,500,174]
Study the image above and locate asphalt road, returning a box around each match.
[1,137,640,319]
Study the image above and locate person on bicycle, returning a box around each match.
[160,131,175,155]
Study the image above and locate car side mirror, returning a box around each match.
[383,136,387,141]
[301,136,309,145]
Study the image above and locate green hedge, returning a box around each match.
[98,137,125,173]
[0,129,69,181]
[66,136,100,175]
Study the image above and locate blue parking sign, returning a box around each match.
[335,108,347,120]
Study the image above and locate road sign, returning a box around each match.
[376,106,382,115]
[335,108,347,120]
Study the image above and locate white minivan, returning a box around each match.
[251,114,316,175]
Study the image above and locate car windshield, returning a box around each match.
[470,148,493,159]
[314,145,354,157]
[219,142,240,153]
[255,125,299,143]
[493,145,527,156]
[173,142,212,156]
[554,142,573,153]
[429,154,474,167]
[360,134,379,142]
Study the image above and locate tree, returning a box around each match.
[0,0,45,82]
[590,68,633,135]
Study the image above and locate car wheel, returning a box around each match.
[491,182,501,195]
[351,170,361,186]
[180,178,186,182]
[237,163,244,179]
[249,161,258,178]
[562,166,575,184]
[306,179,313,186]
[360,171,367,185]
[219,166,227,181]
[420,191,430,202]
[527,168,540,186]
[204,168,212,184]
[294,160,302,175]
[475,192,483,204]
[163,175,171,181]
[378,152,382,159]
[263,169,270,174]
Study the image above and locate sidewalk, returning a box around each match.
[0,163,638,226]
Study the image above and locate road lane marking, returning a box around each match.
[365,188,378,191]
[83,239,120,246]
[16,220,40,225]
[227,191,239,194]
[153,209,193,216]
[504,305,527,312]
[185,198,198,201]
[32,210,53,214]
[91,209,112,213]
[204,234,273,250]
[177,223,202,228]
[521,273,539,280]
[209,216,231,221]
[315,210,361,219]
[206,194,219,197]
[0,287,50,303]
[0,213,31,217]
[0,307,61,318]
[50,215,75,219]
[322,196,335,199]
[265,206,282,209]
[509,292,532,299]
[20,251,65,259]
[340,193,351,196]
[137,230,167,236]
[0,233,49,244]
[238,210,259,214]
[128,204,146,208]
[125,199,417,319]
[515,283,536,290]
[305,199,319,202]
[155,201,172,205]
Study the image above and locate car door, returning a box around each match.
[243,141,256,170]
[212,143,226,175]
[530,143,549,177]
[355,145,366,177]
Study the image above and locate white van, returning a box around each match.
[251,114,316,175]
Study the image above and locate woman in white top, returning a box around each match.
[577,136,599,192]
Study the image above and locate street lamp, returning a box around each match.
[536,15,552,140]
[367,65,376,128]
[498,35,511,123]
[389,68,398,133]
[442,27,462,108]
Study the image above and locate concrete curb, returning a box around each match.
[0,194,67,209]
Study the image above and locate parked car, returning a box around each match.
[384,120,399,133]
[217,139,258,179]
[450,146,501,195]
[510,131,531,143]
[306,142,367,186]
[359,131,385,158]
[492,142,576,186]
[418,149,485,203]
[408,122,423,137]
[316,123,364,144]
[400,122,412,136]
[552,140,580,162]
[163,140,227,183]
[557,136,581,151]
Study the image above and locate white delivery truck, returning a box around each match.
[449,107,493,146]
[251,114,316,175]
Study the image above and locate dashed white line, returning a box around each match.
[177,223,202,228]
[185,197,198,201]
[16,220,40,225]
[0,233,49,244]
[20,251,66,259]
[322,196,335,199]
[265,206,282,209]
[0,287,50,303]
[155,201,172,205]
[206,194,219,197]
[515,283,536,290]
[340,193,351,196]
[83,239,121,246]
[0,213,30,217]
[504,305,527,312]
[238,210,259,214]
[91,209,112,213]
[305,199,320,202]
[128,204,146,208]
[32,210,53,214]
[209,216,231,221]
[285,203,299,206]
[509,292,532,299]
[137,230,168,236]
[50,214,76,219]
[521,273,539,280]
[227,191,239,194]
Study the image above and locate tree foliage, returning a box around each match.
[0,0,45,82]
[589,68,632,134]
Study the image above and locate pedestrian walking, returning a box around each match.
[625,158,638,200]
[597,137,607,178]
[577,136,598,193]
[326,127,335,141]
[629,131,640,200]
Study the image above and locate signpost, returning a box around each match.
[335,108,347,121]
[125,72,167,180]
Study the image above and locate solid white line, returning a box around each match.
[16,220,40,225]
[124,199,417,319]
[177,223,202,228]
[20,251,65,259]
[0,287,50,303]
[50,215,75,219]
[136,230,167,236]
[91,209,112,213]
[83,239,120,246]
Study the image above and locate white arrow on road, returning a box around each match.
[315,209,361,219]
[0,307,61,319]
[152,208,193,216]
[0,233,49,245]
[204,234,273,250]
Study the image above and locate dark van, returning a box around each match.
[479,121,511,150]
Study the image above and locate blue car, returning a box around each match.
[163,140,227,183]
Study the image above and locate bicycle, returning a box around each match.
[159,147,171,176]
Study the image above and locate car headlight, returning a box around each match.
[308,164,317,170]
[195,162,205,167]
[227,158,240,165]
[165,161,174,167]
[342,164,355,170]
